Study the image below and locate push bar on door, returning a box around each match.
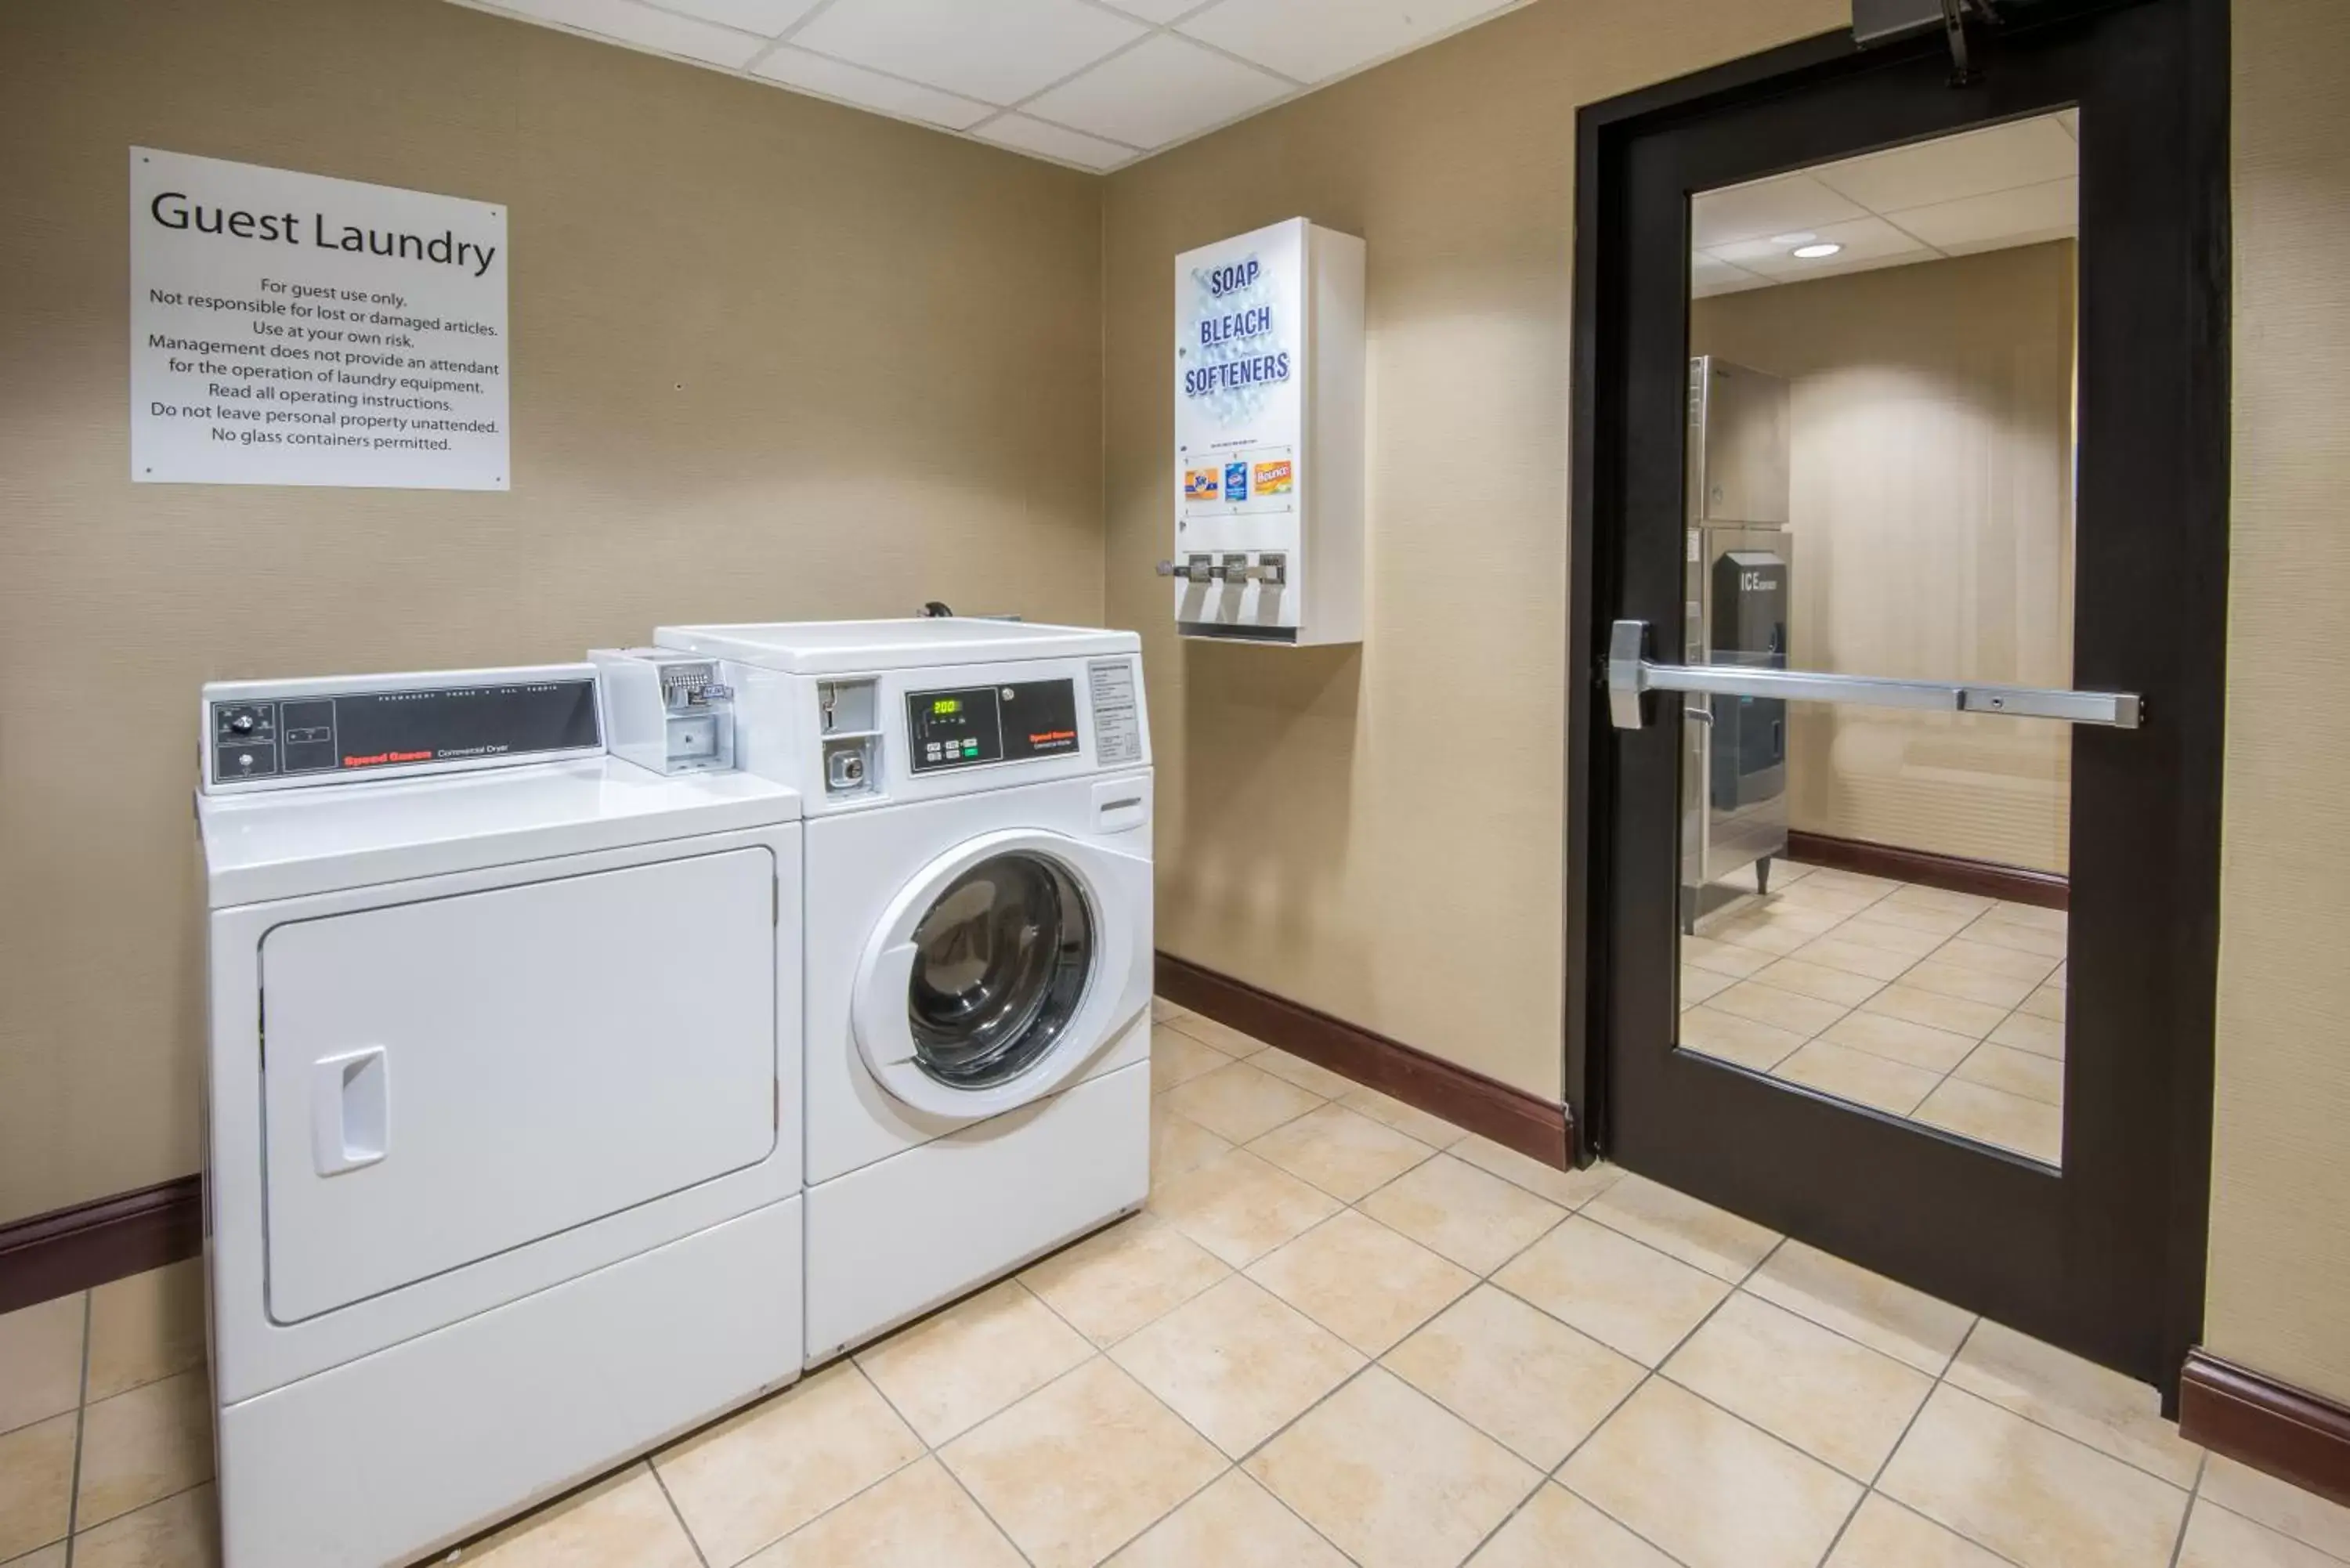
[1606,620,2142,731]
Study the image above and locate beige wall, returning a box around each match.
[1693,242,2078,876]
[2204,0,2350,1406]
[0,0,1104,1224]
[1104,0,1847,1101]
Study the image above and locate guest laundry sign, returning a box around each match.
[129,147,509,490]
[1174,218,1303,522]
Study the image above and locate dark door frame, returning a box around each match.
[1564,0,2229,1397]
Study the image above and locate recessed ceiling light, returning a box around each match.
[1791,242,1843,259]
[1770,231,1819,246]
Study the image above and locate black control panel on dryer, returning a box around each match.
[906,679,1080,774]
[208,678,602,787]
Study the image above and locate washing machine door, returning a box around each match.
[853,828,1141,1121]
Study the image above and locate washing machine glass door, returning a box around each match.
[855,829,1139,1120]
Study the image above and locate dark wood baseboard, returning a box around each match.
[0,1176,203,1314]
[2179,1349,2350,1508]
[1785,830,2069,911]
[1153,952,1572,1169]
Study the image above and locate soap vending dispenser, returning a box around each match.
[590,648,736,775]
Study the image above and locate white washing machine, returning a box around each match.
[197,664,804,1568]
[653,620,1152,1362]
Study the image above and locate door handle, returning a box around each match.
[310,1046,388,1176]
[1607,620,2142,730]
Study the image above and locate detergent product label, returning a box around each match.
[1184,467,1220,500]
[1224,460,1249,501]
[1253,459,1293,495]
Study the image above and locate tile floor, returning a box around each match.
[6,1001,2348,1566]
[1681,858,2070,1164]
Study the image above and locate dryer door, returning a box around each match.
[853,829,1144,1121]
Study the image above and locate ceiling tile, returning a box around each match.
[1177,0,1507,85]
[1690,174,1869,250]
[1714,215,1934,280]
[486,0,769,67]
[1810,114,2077,212]
[655,0,819,33]
[1691,252,1772,299]
[793,0,1146,105]
[1888,177,2077,255]
[1094,0,1213,21]
[971,113,1139,172]
[1023,33,1289,150]
[753,46,996,128]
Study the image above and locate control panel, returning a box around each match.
[201,668,605,793]
[906,680,1080,775]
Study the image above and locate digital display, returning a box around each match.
[906,679,1082,774]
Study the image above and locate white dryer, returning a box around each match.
[197,665,804,1568]
[654,620,1152,1362]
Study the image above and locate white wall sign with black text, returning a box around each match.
[129,147,509,490]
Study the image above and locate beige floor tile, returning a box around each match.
[1159,1060,1325,1144]
[1944,1320,2203,1487]
[1898,960,2039,1011]
[1742,1240,1976,1376]
[1827,1493,2008,1566]
[1151,1024,1235,1093]
[1952,1042,2064,1105]
[1247,1211,1476,1356]
[2016,985,2067,1023]
[1983,900,2069,933]
[1021,1213,1229,1348]
[1383,1285,1642,1469]
[1680,964,1737,1007]
[0,1412,76,1560]
[1149,1098,1235,1186]
[2178,1498,2341,1568]
[1356,1154,1566,1276]
[1991,1009,2066,1058]
[1753,957,1888,1006]
[1491,1216,1730,1367]
[454,1465,696,1567]
[1469,1483,1676,1566]
[1151,996,1188,1023]
[1878,1385,2188,1568]
[940,1358,1225,1568]
[1772,880,1892,918]
[1678,1006,1807,1071]
[1581,1171,1780,1283]
[1882,885,1996,917]
[1451,1136,1623,1209]
[1710,980,1852,1039]
[744,1457,1024,1568]
[1682,935,1775,977]
[1786,932,1928,983]
[0,1296,85,1436]
[2050,961,2069,988]
[1105,1469,1349,1568]
[87,1262,206,1404]
[1954,918,2067,959]
[655,1363,924,1564]
[1146,1150,1342,1267]
[1337,1085,1470,1149]
[1705,908,1842,956]
[70,1484,219,1568]
[1820,1009,1979,1073]
[1559,1378,1860,1568]
[1795,868,1904,898]
[1246,1367,1539,1568]
[1246,1103,1433,1202]
[855,1279,1094,1445]
[1663,1292,1933,1479]
[2,1543,68,1568]
[76,1370,212,1532]
[1824,914,1960,956]
[1108,1276,1361,1457]
[1852,901,1980,939]
[1250,1049,1358,1100]
[1863,983,2008,1039]
[1936,937,2063,982]
[1771,1039,1942,1117]
[2199,1454,2350,1558]
[1913,1078,2065,1165]
[1162,1013,1271,1059]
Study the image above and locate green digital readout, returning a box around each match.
[931,698,963,716]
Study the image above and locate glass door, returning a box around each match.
[1580,0,2225,1392]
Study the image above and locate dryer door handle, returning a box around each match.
[310,1046,389,1176]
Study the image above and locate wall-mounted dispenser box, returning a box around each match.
[590,648,735,775]
[1166,217,1365,647]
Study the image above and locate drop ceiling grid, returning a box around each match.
[1693,113,2080,297]
[446,0,1534,172]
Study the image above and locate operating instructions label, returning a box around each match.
[129,146,509,490]
[1088,659,1143,766]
